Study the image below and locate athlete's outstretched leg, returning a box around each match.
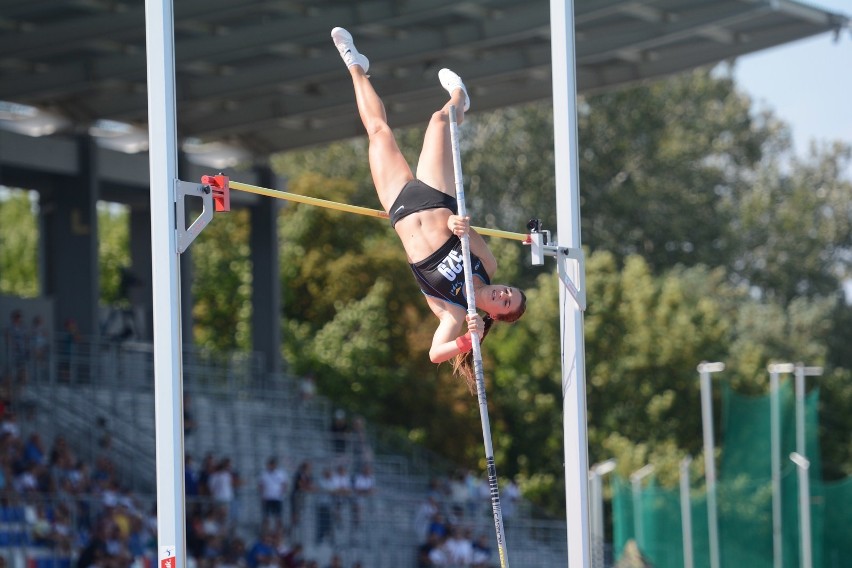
[415,69,469,196]
[332,27,412,212]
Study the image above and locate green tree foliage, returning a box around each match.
[97,203,130,305]
[191,208,252,352]
[728,142,852,304]
[0,189,38,297]
[579,69,772,271]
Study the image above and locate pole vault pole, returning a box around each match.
[448,104,510,568]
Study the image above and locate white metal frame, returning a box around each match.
[144,1,591,567]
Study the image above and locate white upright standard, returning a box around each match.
[698,362,725,568]
[146,1,187,568]
[768,362,794,568]
[550,0,591,565]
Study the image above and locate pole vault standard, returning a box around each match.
[147,1,587,566]
[448,105,510,568]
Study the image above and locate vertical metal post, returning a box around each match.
[145,1,186,568]
[550,0,590,565]
[590,460,616,568]
[790,453,813,568]
[680,457,694,568]
[448,105,510,568]
[794,364,823,458]
[698,362,724,568]
[793,365,821,568]
[767,363,793,568]
[630,464,655,549]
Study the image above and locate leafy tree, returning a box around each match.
[191,208,252,352]
[578,69,772,271]
[727,141,852,304]
[0,189,38,297]
[98,202,130,305]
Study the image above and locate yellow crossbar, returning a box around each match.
[229,181,528,242]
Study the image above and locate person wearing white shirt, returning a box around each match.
[258,457,289,527]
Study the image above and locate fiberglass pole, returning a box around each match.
[448,104,510,568]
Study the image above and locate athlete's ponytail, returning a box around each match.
[451,315,495,395]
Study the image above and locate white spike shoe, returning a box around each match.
[331,27,369,73]
[438,68,470,111]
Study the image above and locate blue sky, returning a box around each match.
[732,0,851,174]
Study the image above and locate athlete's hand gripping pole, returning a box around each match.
[448,104,510,568]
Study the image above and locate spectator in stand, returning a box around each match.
[76,520,108,568]
[444,526,474,566]
[427,510,449,543]
[330,410,350,456]
[502,476,521,520]
[198,452,216,497]
[258,457,290,530]
[1,411,20,440]
[59,318,82,382]
[315,467,335,545]
[23,432,45,466]
[183,393,197,438]
[245,531,277,568]
[471,533,492,567]
[329,464,352,528]
[350,416,372,473]
[209,457,236,528]
[281,543,305,568]
[4,310,30,384]
[413,494,439,544]
[299,373,316,406]
[30,315,49,379]
[290,461,315,528]
[324,555,343,568]
[187,508,207,562]
[427,532,450,566]
[185,454,201,498]
[352,463,375,527]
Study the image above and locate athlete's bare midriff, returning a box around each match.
[394,208,454,264]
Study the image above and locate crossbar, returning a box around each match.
[229,180,528,242]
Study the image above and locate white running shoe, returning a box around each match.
[331,27,369,73]
[438,68,470,111]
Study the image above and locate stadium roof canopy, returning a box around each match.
[0,0,848,160]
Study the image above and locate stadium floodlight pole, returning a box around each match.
[448,105,509,568]
[679,456,694,568]
[790,452,813,568]
[589,459,616,568]
[630,464,655,548]
[768,362,795,568]
[697,361,724,568]
[145,1,187,568]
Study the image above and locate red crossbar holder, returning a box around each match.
[201,174,230,212]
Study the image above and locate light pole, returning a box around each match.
[768,362,794,568]
[679,456,694,568]
[698,361,724,568]
[590,459,617,568]
[630,464,655,549]
[793,364,821,568]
